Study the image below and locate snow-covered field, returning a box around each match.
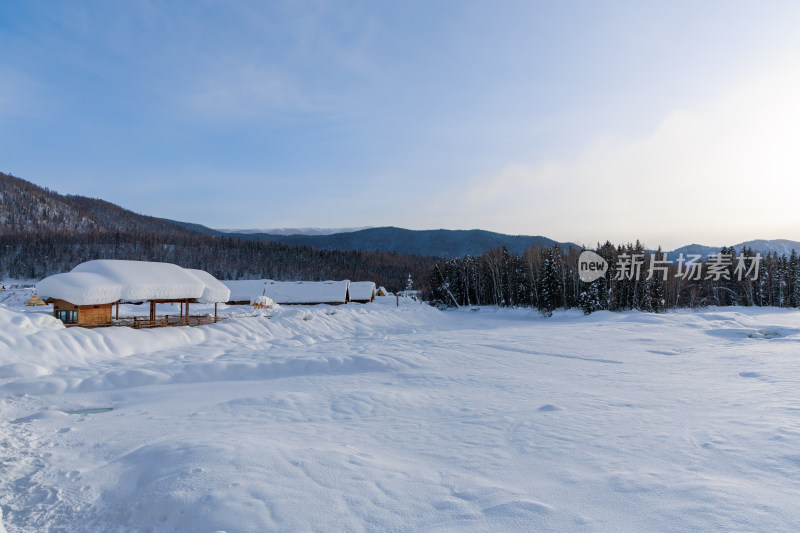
[2,298,800,532]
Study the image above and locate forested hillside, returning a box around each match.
[0,172,193,236]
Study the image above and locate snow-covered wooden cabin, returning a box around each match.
[36,260,230,327]
[348,281,376,303]
[223,280,350,306]
[375,286,391,297]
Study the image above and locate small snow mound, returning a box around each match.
[0,307,63,333]
[251,294,275,309]
[0,362,50,379]
[748,329,782,339]
[3,378,69,396]
[483,499,553,517]
[537,404,561,412]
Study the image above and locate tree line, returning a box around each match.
[0,231,436,293]
[427,241,800,314]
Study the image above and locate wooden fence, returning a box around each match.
[69,315,220,329]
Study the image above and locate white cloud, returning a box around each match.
[426,53,800,249]
[175,3,379,122]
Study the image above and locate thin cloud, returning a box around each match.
[0,69,42,119]
[185,64,309,119]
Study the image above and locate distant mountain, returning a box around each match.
[667,243,721,258]
[0,172,193,236]
[216,226,373,236]
[669,239,800,258]
[222,227,577,258]
[737,239,800,257]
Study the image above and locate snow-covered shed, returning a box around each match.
[349,281,376,303]
[37,260,230,326]
[223,280,351,305]
[25,293,47,306]
[375,286,391,297]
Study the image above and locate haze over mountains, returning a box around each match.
[216,227,373,236]
[2,172,799,260]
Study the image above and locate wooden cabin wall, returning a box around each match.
[79,304,113,325]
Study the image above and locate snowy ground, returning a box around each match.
[2,298,800,532]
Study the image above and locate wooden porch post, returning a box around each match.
[214,302,218,321]
[149,301,156,323]
[115,301,119,320]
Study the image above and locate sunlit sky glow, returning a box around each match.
[2,1,800,249]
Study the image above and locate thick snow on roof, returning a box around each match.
[349,281,376,301]
[222,280,350,304]
[186,269,231,304]
[37,260,230,305]
[265,280,350,304]
[222,280,272,303]
[36,272,122,307]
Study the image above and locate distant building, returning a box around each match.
[223,280,352,306]
[375,286,391,297]
[348,281,376,303]
[25,293,48,306]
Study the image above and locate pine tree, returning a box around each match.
[791,250,800,308]
[579,281,600,315]
[429,264,449,308]
[538,247,561,316]
[648,272,665,312]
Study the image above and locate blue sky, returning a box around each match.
[2,1,800,249]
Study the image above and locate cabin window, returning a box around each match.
[55,310,77,324]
